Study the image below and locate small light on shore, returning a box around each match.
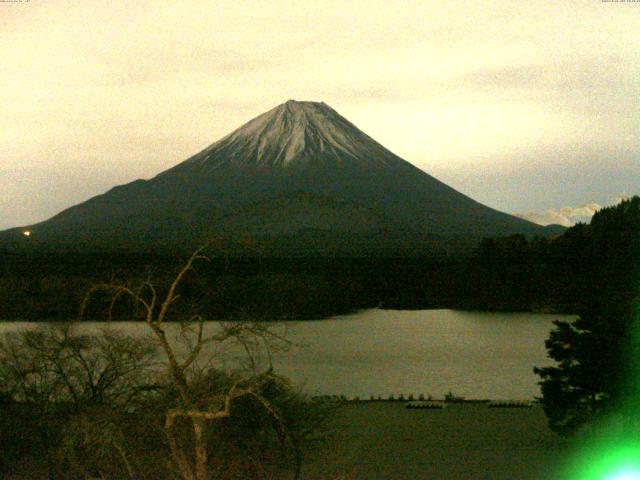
[22,230,31,237]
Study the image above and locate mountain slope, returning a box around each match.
[1,100,552,254]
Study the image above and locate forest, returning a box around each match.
[0,197,637,322]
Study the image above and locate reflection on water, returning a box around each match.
[0,309,574,399]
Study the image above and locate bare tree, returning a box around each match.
[0,325,160,479]
[80,246,295,480]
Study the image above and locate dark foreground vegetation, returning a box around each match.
[4,200,638,321]
[0,250,338,479]
[0,325,336,479]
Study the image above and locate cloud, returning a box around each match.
[515,195,632,227]
[515,203,602,227]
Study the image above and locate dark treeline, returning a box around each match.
[0,250,466,320]
[467,197,640,313]
[1,197,637,320]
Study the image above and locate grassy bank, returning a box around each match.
[305,402,569,480]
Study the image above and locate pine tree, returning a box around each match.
[534,197,640,436]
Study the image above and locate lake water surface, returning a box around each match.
[0,309,573,400]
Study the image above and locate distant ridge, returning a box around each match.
[0,100,555,254]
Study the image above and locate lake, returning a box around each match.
[0,309,573,400]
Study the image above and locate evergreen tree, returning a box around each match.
[534,197,640,436]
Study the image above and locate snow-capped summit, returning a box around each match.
[178,100,407,171]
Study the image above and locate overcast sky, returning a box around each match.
[1,0,638,229]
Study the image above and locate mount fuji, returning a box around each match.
[2,100,555,254]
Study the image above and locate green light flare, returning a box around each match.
[608,470,640,480]
[558,199,640,480]
[562,440,640,480]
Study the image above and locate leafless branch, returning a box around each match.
[156,245,209,325]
